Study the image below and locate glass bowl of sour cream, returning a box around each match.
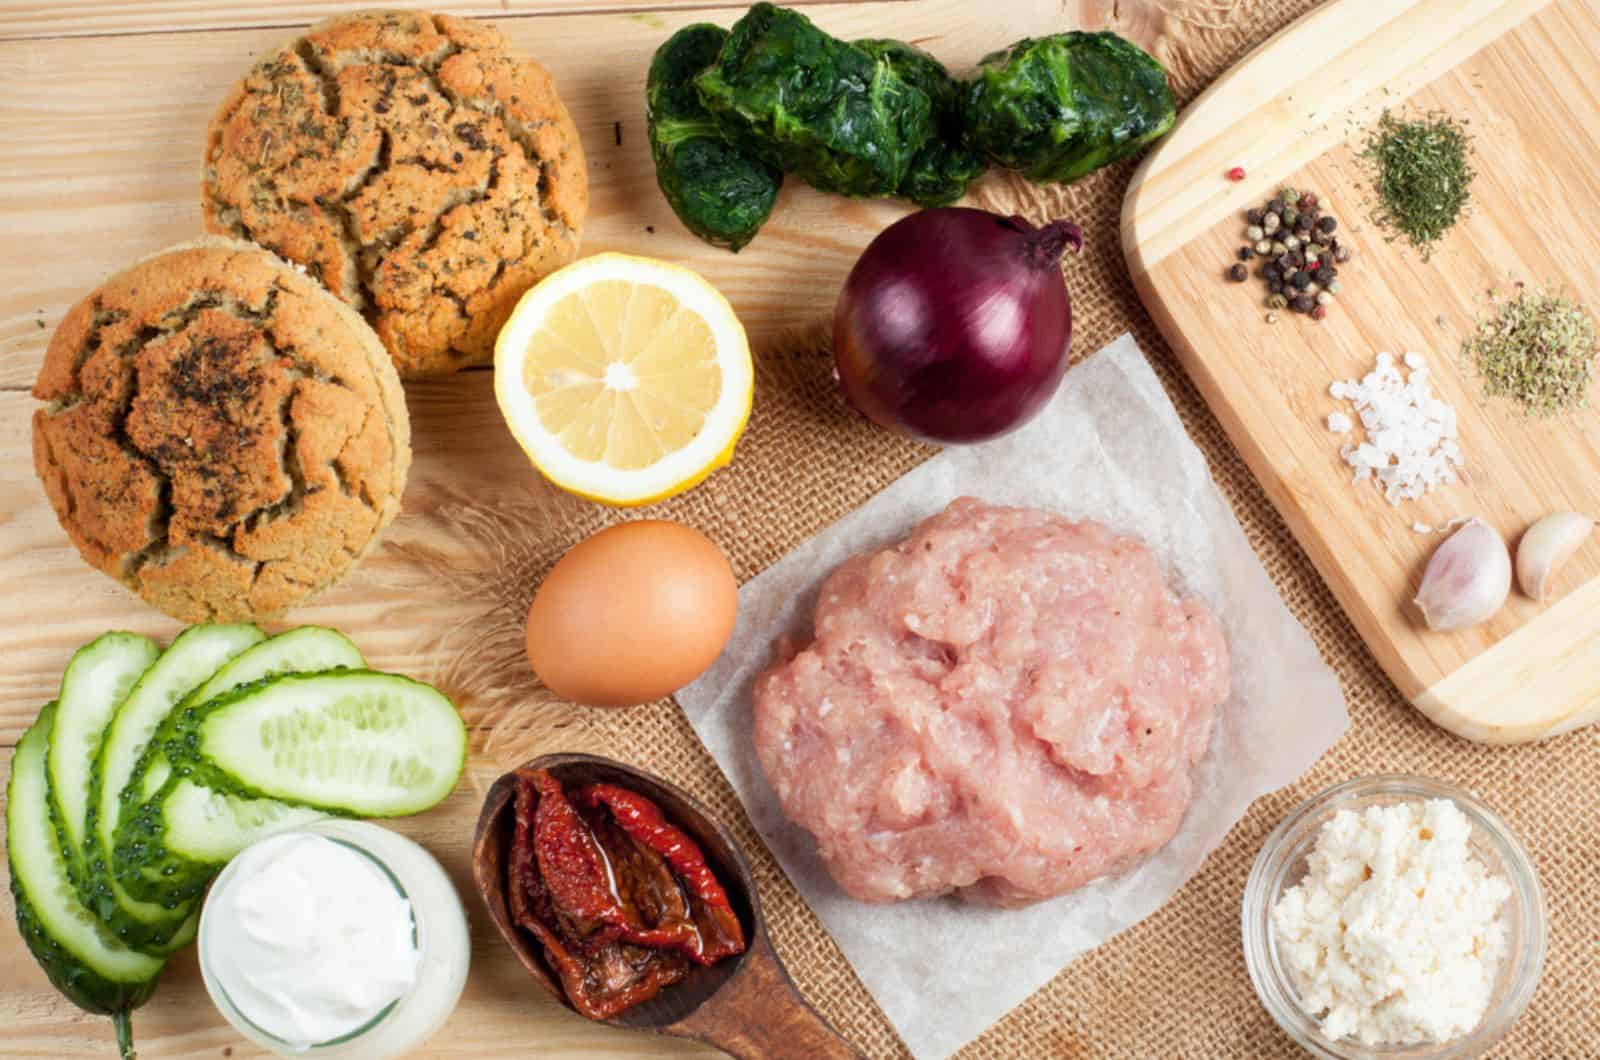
[198,820,471,1059]
[1242,775,1546,1060]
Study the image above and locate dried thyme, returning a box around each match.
[1464,287,1598,415]
[1362,110,1474,258]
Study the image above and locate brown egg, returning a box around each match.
[525,521,738,708]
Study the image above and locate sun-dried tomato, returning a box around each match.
[574,782,745,964]
[507,769,746,1020]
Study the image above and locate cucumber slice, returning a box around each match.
[111,628,364,904]
[48,633,160,888]
[153,776,327,863]
[115,777,327,903]
[176,670,466,817]
[85,624,262,951]
[10,705,163,1060]
[128,626,365,807]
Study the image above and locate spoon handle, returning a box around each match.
[668,931,863,1060]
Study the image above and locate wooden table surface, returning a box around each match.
[0,0,1153,1057]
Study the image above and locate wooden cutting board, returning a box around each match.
[1123,0,1600,743]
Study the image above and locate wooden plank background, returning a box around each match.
[1,0,896,42]
[0,1,1089,1057]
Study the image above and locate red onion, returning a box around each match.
[833,207,1082,444]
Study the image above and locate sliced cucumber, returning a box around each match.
[114,777,327,903]
[48,633,160,889]
[85,624,262,951]
[10,705,163,1060]
[174,670,466,817]
[111,628,364,904]
[128,626,365,807]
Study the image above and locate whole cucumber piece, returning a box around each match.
[11,704,164,1060]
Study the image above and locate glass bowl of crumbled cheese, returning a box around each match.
[1243,775,1546,1058]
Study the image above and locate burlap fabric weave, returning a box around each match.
[460,1,1600,1055]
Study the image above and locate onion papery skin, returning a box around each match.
[832,208,1081,445]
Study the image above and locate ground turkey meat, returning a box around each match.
[752,498,1230,907]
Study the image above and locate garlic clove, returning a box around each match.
[1414,518,1511,632]
[1515,511,1594,603]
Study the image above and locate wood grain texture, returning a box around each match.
[0,1,1047,392]
[0,1,1136,1056]
[0,0,897,43]
[1123,0,1600,740]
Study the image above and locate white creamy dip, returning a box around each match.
[204,832,421,1050]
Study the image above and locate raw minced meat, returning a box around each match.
[752,497,1231,907]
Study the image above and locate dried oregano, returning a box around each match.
[1464,287,1598,416]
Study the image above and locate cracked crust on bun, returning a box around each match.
[32,236,411,622]
[201,9,587,379]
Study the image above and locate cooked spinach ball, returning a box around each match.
[694,3,935,199]
[646,24,782,251]
[643,7,1177,250]
[964,32,1176,185]
[854,39,985,207]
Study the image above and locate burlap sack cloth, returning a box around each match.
[453,1,1600,1055]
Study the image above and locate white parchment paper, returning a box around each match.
[677,333,1349,1059]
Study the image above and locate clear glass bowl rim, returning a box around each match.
[1241,774,1547,1059]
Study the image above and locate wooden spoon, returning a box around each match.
[473,753,863,1060]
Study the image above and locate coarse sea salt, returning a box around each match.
[1326,352,1463,505]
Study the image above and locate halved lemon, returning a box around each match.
[493,253,754,506]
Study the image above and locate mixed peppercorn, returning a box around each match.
[1230,187,1353,321]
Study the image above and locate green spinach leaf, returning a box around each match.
[964,32,1175,185]
[647,23,782,251]
[855,39,985,207]
[693,3,936,199]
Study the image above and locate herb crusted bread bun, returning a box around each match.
[32,237,411,623]
[203,9,587,379]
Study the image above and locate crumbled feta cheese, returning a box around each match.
[1272,799,1511,1048]
[1325,352,1465,504]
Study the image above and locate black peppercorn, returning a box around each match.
[1230,187,1356,317]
